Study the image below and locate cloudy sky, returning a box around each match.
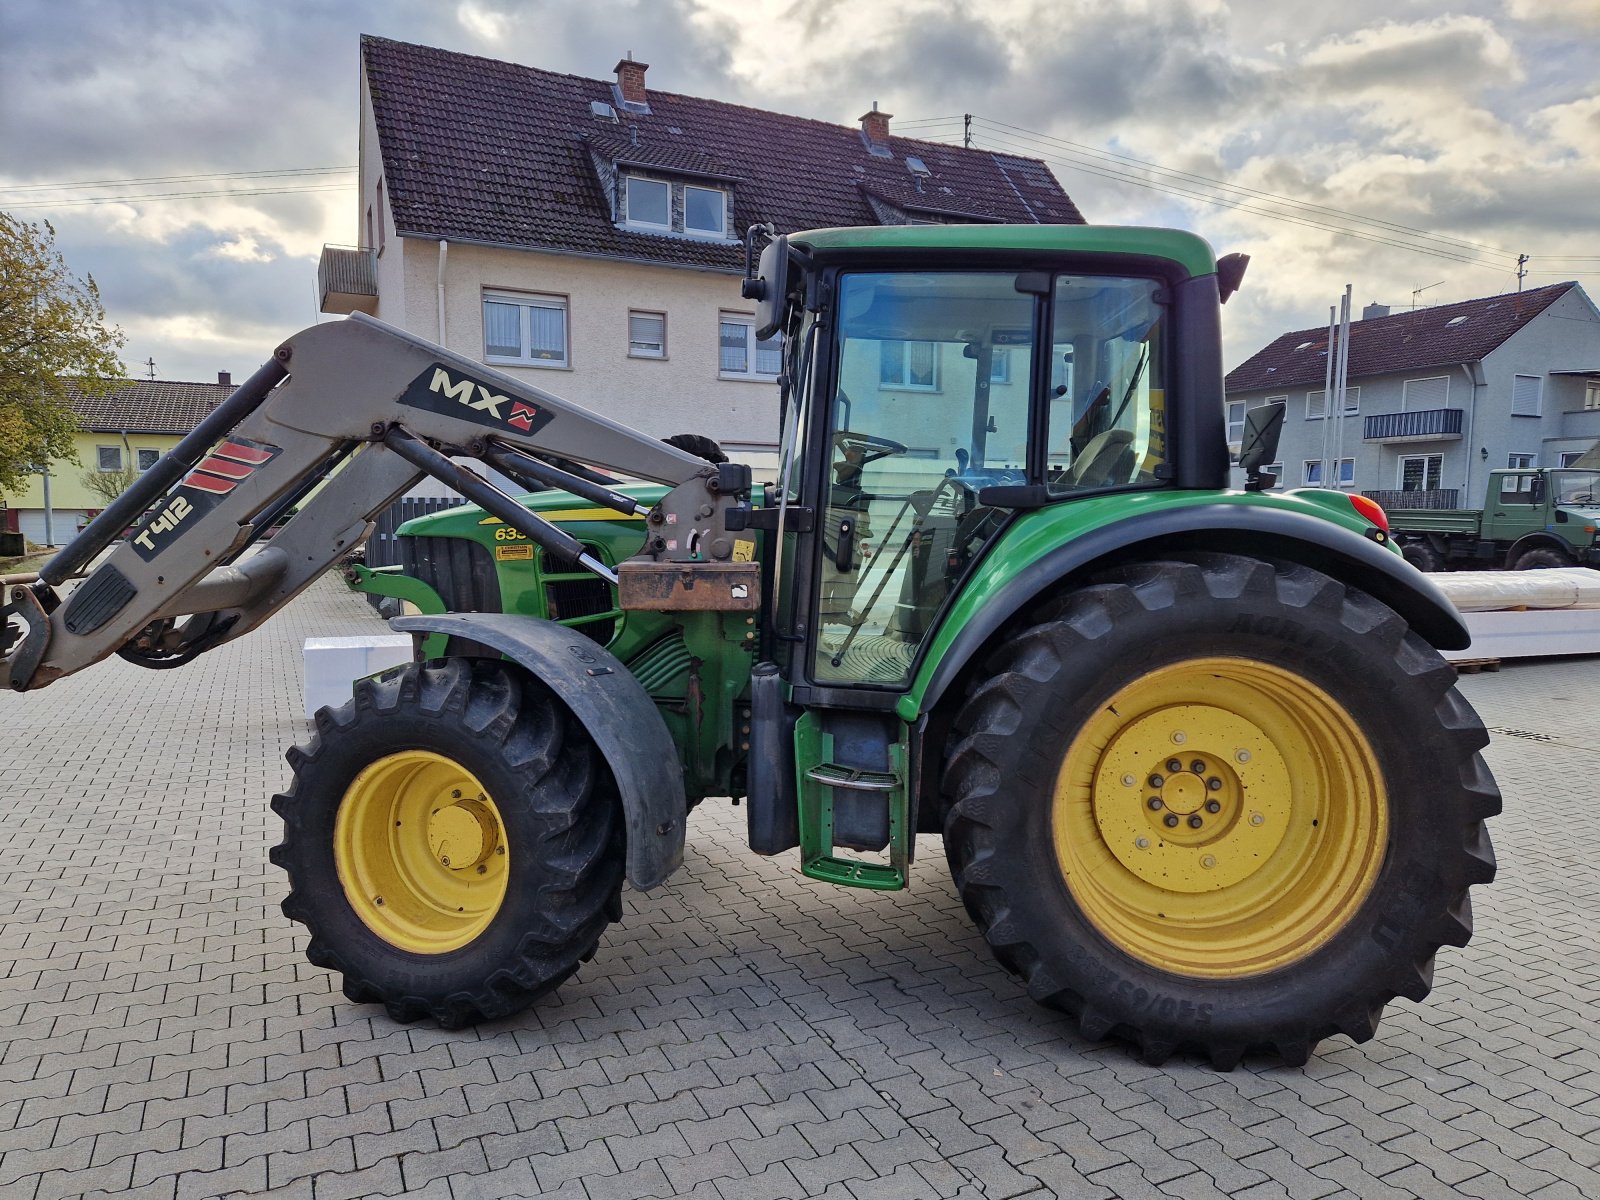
[2,0,1596,382]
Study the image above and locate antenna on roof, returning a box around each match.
[1410,281,1443,310]
[143,356,157,380]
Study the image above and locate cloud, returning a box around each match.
[1,0,1596,381]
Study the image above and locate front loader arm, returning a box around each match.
[4,314,751,691]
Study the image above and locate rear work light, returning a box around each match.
[1348,493,1390,533]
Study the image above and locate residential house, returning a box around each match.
[1,375,234,547]
[318,37,1082,473]
[1225,282,1600,507]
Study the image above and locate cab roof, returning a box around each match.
[790,224,1218,279]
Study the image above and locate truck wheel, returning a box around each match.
[1400,540,1441,572]
[941,552,1498,1068]
[1512,547,1571,570]
[271,658,623,1027]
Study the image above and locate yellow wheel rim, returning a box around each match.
[335,751,509,954]
[1052,657,1387,977]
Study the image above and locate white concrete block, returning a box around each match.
[1444,607,1600,661]
[303,635,415,719]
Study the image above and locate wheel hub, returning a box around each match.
[1095,704,1290,892]
[1053,657,1388,977]
[334,751,510,953]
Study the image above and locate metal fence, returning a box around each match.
[1362,488,1461,510]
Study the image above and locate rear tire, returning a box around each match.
[1400,539,1441,573]
[271,658,623,1027]
[1512,546,1571,570]
[941,552,1498,1067]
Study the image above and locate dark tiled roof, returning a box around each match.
[68,380,231,435]
[362,36,1084,271]
[1226,282,1577,393]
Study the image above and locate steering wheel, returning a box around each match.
[834,430,908,465]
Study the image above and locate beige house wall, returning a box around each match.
[387,238,782,455]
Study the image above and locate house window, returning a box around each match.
[365,206,373,251]
[1403,376,1450,409]
[684,185,726,236]
[1226,401,1245,450]
[1264,461,1283,489]
[137,448,160,472]
[1560,451,1586,467]
[96,446,123,472]
[1306,387,1359,419]
[1399,454,1444,491]
[1507,453,1536,470]
[1585,382,1600,411]
[483,292,569,367]
[1512,373,1542,417]
[628,311,666,359]
[990,348,1012,385]
[1303,458,1353,487]
[625,177,671,230]
[879,340,940,391]
[376,177,386,254]
[719,316,781,380]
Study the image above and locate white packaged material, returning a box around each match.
[1430,567,1600,612]
[302,635,414,719]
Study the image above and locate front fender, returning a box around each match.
[391,612,685,890]
[905,498,1471,720]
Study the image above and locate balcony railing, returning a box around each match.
[1363,408,1463,442]
[318,245,378,315]
[1362,488,1460,510]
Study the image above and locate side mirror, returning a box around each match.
[1530,474,1546,504]
[742,230,790,341]
[1238,403,1283,492]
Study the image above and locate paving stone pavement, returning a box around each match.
[1,577,1597,1200]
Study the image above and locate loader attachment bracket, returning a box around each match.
[391,612,687,890]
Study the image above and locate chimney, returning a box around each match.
[859,101,893,148]
[614,53,649,107]
[1362,303,1390,321]
[217,370,232,387]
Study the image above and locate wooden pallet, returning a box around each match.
[1451,657,1502,674]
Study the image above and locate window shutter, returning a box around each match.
[1402,376,1449,410]
[1512,374,1542,416]
[629,312,665,356]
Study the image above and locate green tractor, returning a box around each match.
[5,223,1498,1067]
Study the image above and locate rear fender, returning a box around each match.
[910,502,1471,719]
[391,612,685,889]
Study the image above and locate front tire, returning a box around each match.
[1400,539,1441,573]
[271,658,623,1027]
[942,552,1498,1067]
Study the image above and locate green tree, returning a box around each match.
[0,212,126,494]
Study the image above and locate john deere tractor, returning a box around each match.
[2,223,1497,1067]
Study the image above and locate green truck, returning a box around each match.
[1391,467,1600,571]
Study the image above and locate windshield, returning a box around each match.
[1553,470,1600,506]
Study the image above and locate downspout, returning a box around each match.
[437,239,449,346]
[1459,361,1484,504]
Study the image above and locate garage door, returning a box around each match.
[15,509,88,549]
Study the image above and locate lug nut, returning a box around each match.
[1206,777,1223,791]
[1163,813,1180,828]
[1201,855,1217,869]
[1166,758,1182,773]
[1147,797,1164,810]
[1205,800,1222,814]
[1122,774,1136,787]
[1250,812,1265,826]
[1190,760,1206,774]
[1148,774,1164,788]
[1236,750,1252,764]
[1188,815,1204,829]
[1171,731,1188,745]
[1135,836,1151,849]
